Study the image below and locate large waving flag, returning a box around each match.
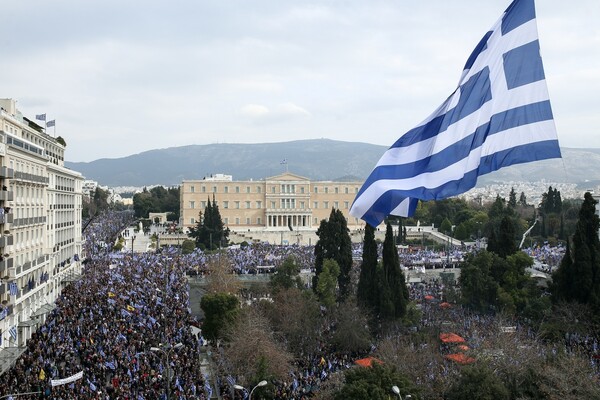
[350,0,560,227]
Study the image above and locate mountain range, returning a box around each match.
[65,139,600,188]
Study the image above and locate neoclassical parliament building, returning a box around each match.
[180,173,368,233]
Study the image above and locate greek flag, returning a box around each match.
[36,113,46,121]
[350,0,560,227]
[9,325,17,341]
[46,120,56,128]
[9,282,18,296]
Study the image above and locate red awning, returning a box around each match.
[444,353,475,364]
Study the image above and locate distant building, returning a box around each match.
[180,173,367,233]
[0,98,83,359]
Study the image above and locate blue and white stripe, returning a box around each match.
[350,0,560,227]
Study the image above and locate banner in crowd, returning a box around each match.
[51,371,84,387]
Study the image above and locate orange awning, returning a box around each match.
[439,302,452,308]
[354,357,384,368]
[439,332,466,343]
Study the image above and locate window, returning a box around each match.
[245,201,251,209]
[224,186,229,193]
[189,201,195,209]
[235,218,240,224]
[270,201,276,209]
[246,218,251,225]
[190,218,195,224]
[313,201,318,209]
[314,217,318,224]
[246,186,250,193]
[256,201,262,209]
[235,201,240,209]
[190,185,195,193]
[355,187,359,193]
[335,187,339,194]
[300,187,305,194]
[344,187,349,194]
[300,201,305,209]
[201,201,207,208]
[223,201,229,209]
[344,201,349,209]
[236,186,240,193]
[257,217,262,225]
[334,201,339,209]
[324,201,329,209]
[324,187,329,194]
[202,186,206,193]
[212,186,217,193]
[224,218,229,224]
[271,186,276,193]
[314,186,318,193]
[257,186,262,193]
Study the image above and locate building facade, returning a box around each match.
[0,98,83,358]
[180,173,368,233]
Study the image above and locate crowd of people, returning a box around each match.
[1,212,210,399]
[1,210,578,399]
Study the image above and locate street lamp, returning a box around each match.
[131,235,136,257]
[391,386,412,400]
[150,343,184,400]
[234,380,268,400]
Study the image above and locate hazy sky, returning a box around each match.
[2,0,598,162]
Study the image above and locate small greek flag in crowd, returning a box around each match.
[35,113,46,121]
[9,282,18,296]
[350,0,560,227]
[46,120,56,128]
[280,159,287,165]
[9,325,17,341]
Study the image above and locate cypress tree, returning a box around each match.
[357,224,377,310]
[313,209,353,301]
[551,193,600,309]
[382,223,408,319]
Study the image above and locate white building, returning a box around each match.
[0,98,83,366]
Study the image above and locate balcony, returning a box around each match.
[0,167,14,179]
[0,234,13,247]
[0,213,13,224]
[0,258,14,276]
[0,191,13,201]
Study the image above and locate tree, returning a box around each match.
[205,252,241,294]
[334,364,416,400]
[439,217,452,235]
[316,259,340,308]
[263,288,322,357]
[445,366,510,400]
[459,252,499,312]
[329,301,372,353]
[269,256,303,294]
[313,209,353,301]
[551,192,600,309]
[223,306,293,387]
[487,216,518,258]
[382,223,409,319]
[508,187,517,208]
[200,292,239,341]
[180,239,196,254]
[518,191,527,206]
[357,224,378,311]
[188,195,229,250]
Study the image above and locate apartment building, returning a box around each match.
[180,172,368,233]
[0,98,83,360]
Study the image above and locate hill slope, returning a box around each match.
[65,140,600,187]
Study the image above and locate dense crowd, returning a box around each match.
[1,212,209,399]
[1,211,577,399]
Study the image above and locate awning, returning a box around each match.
[31,303,56,318]
[439,332,466,344]
[19,319,38,328]
[354,357,384,368]
[0,347,26,374]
